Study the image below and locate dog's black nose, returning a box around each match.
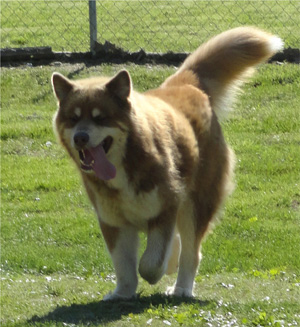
[74,131,89,148]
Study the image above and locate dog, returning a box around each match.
[51,27,283,301]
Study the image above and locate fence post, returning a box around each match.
[89,0,97,55]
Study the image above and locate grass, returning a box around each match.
[1,0,300,52]
[1,62,300,326]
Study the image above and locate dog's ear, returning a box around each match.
[51,73,74,102]
[106,70,132,101]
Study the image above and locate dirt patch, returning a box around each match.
[1,41,299,68]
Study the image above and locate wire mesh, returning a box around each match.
[1,0,299,53]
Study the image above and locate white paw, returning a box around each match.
[103,291,136,301]
[166,285,194,298]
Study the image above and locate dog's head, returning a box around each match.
[51,70,132,181]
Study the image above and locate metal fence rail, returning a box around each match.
[1,0,300,54]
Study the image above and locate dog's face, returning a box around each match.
[52,70,132,181]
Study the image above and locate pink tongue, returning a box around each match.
[89,145,116,181]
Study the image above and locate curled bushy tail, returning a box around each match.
[163,27,283,117]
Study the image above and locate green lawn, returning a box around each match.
[1,0,300,52]
[1,63,300,326]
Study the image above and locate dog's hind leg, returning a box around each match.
[167,197,215,297]
[166,199,202,297]
[166,232,181,275]
[100,222,139,301]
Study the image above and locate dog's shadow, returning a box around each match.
[29,294,211,325]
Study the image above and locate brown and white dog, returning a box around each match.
[51,27,283,301]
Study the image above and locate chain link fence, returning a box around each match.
[1,0,300,55]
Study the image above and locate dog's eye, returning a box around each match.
[70,116,80,123]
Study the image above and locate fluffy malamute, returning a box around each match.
[52,27,283,300]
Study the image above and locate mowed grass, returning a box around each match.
[1,63,300,327]
[1,0,300,52]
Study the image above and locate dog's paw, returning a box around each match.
[166,285,194,298]
[139,254,165,285]
[103,291,137,302]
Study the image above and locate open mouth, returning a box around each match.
[78,136,116,181]
[79,136,113,169]
[79,150,94,171]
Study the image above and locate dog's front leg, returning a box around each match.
[139,208,177,285]
[99,221,139,301]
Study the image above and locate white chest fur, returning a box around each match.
[90,179,162,230]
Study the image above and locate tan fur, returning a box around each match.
[51,27,283,300]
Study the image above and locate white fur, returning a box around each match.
[93,182,162,230]
[74,107,81,117]
[92,108,100,118]
[268,36,284,53]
